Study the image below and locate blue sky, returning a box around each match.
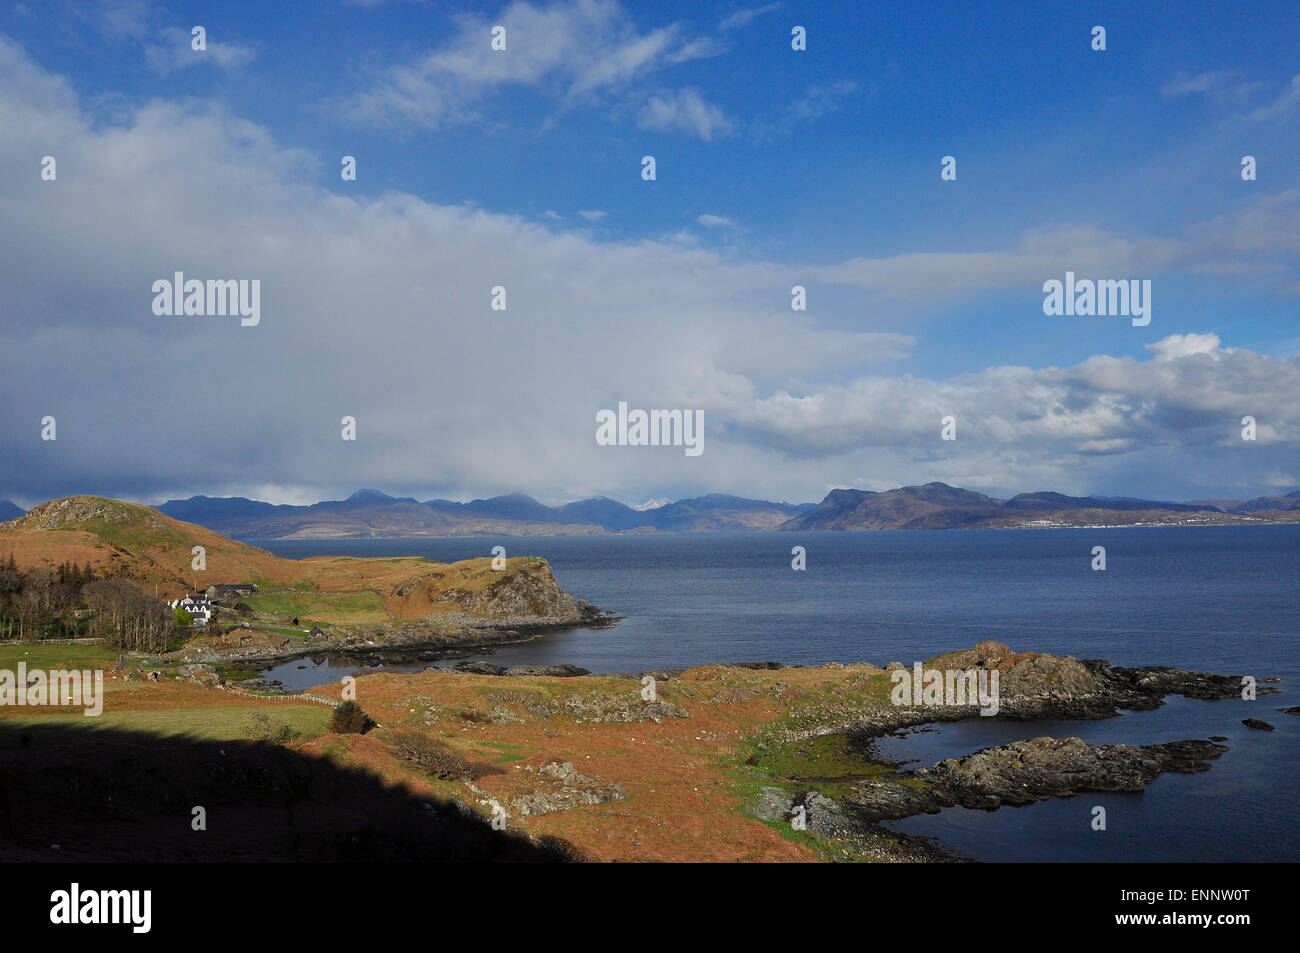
[0,0,1297,507]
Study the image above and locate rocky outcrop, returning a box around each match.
[844,736,1227,823]
[453,661,590,678]
[560,691,689,724]
[176,664,223,688]
[752,786,961,862]
[14,496,157,531]
[836,643,1280,740]
[509,761,627,817]
[420,559,608,625]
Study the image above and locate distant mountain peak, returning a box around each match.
[345,489,417,504]
[346,489,394,503]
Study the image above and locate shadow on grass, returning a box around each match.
[0,722,583,862]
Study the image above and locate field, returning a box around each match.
[0,643,120,671]
[241,589,391,626]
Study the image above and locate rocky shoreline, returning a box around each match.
[846,736,1228,822]
[119,633,1283,863]
[742,641,1281,861]
[147,601,623,670]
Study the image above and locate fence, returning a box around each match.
[220,683,342,708]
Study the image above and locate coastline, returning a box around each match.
[98,636,1285,863]
[144,606,625,670]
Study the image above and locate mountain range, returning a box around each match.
[4,484,1299,538]
[152,490,816,538]
[780,483,1300,531]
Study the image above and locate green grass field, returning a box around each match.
[0,643,120,671]
[243,589,390,625]
[0,703,331,744]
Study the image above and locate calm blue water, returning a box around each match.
[255,527,1299,861]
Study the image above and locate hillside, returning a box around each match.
[779,482,1300,532]
[0,496,591,622]
[0,501,23,522]
[1187,490,1300,514]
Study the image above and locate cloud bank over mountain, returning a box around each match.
[0,12,1297,509]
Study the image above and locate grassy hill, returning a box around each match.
[0,496,584,624]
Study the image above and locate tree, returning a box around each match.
[172,606,193,627]
[84,579,171,651]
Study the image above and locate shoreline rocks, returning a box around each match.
[140,604,622,669]
[453,661,590,678]
[742,643,1278,861]
[843,736,1228,824]
[821,645,1280,743]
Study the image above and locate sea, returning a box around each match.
[253,526,1299,862]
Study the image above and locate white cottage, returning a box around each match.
[169,594,212,626]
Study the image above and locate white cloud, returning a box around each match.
[145,26,256,75]
[1250,74,1300,122]
[1161,70,1261,102]
[719,4,780,31]
[0,34,1296,506]
[637,87,733,140]
[751,80,860,142]
[696,213,735,228]
[343,0,719,129]
[787,80,859,121]
[83,0,151,41]
[810,197,1300,301]
[578,209,607,221]
[720,335,1300,471]
[1146,333,1223,362]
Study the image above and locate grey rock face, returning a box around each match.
[509,760,627,817]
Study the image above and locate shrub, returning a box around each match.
[388,730,475,781]
[329,701,371,734]
[244,712,296,744]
